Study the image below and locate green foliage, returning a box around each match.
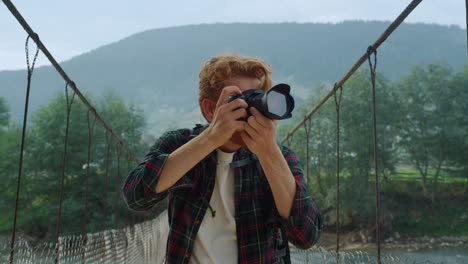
[0,91,147,239]
[278,62,468,233]
[1,22,466,137]
[397,64,467,198]
[0,97,9,128]
[279,70,399,228]
[392,168,467,183]
[446,66,468,173]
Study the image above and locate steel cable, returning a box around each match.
[367,46,381,264]
[9,35,40,264]
[333,85,343,264]
[55,83,76,264]
[81,110,97,264]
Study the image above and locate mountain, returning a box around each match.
[1,21,466,136]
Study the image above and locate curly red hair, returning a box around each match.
[198,54,273,117]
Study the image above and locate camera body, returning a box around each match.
[228,89,264,121]
[227,83,295,120]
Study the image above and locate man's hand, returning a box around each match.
[241,106,296,219]
[240,107,279,157]
[206,86,248,148]
[155,86,246,193]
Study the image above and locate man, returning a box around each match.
[123,54,322,264]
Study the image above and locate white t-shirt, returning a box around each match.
[190,149,237,264]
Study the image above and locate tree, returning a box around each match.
[0,98,20,234]
[446,66,468,174]
[0,90,147,239]
[0,97,9,129]
[278,70,399,228]
[397,63,465,200]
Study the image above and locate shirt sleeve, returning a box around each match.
[122,129,193,212]
[279,145,323,249]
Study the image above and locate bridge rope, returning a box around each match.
[102,132,112,261]
[367,46,382,264]
[9,35,39,264]
[115,144,123,230]
[54,83,76,264]
[81,110,97,263]
[116,144,124,263]
[333,84,343,263]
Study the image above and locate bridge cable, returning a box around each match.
[115,143,123,229]
[9,35,40,264]
[333,84,343,264]
[54,83,76,264]
[81,110,97,264]
[101,132,111,261]
[367,46,382,264]
[114,143,123,263]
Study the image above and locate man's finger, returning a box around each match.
[240,132,254,146]
[250,107,271,127]
[231,108,248,120]
[224,98,248,112]
[216,86,242,109]
[244,122,260,139]
[247,115,264,131]
[233,121,246,132]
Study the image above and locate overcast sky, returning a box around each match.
[0,0,466,71]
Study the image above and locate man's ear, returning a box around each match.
[201,98,216,123]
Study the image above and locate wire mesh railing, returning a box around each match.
[1,211,168,264]
[2,211,459,264]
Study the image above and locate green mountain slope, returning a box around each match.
[1,21,466,136]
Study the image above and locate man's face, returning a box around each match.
[223,76,262,147]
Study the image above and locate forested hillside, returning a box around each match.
[1,21,466,136]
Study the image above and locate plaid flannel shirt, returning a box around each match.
[122,125,322,264]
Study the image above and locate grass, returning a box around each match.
[391,168,467,184]
[309,168,466,184]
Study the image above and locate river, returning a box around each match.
[290,247,468,263]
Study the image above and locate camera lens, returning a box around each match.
[266,90,287,117]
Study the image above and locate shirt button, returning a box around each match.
[194,220,200,225]
[185,252,190,258]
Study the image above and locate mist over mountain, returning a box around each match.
[1,21,466,136]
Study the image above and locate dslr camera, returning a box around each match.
[228,83,295,120]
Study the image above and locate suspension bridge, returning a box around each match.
[1,0,467,263]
